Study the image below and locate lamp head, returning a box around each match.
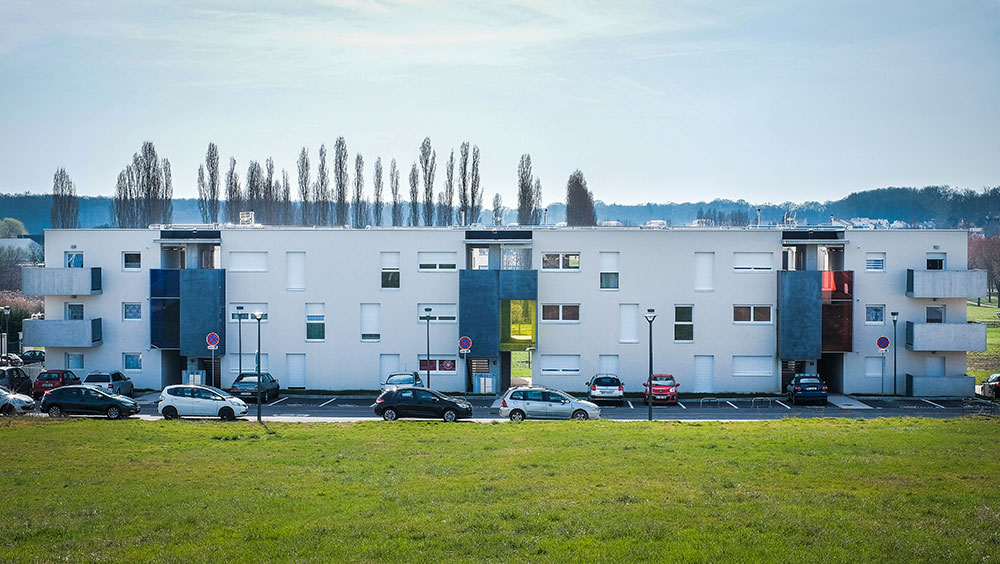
[890,311,899,321]
[251,311,265,321]
[424,307,432,313]
[644,308,656,323]
[236,305,244,311]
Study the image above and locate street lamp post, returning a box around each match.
[422,307,432,389]
[0,306,9,358]
[644,308,656,422]
[236,305,244,381]
[252,311,265,423]
[891,311,899,396]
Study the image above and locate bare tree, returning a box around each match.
[280,170,292,225]
[197,143,220,223]
[352,153,365,228]
[314,144,330,225]
[373,157,384,227]
[492,192,505,226]
[470,145,482,224]
[532,178,544,225]
[443,150,455,226]
[263,157,276,223]
[225,157,242,223]
[197,165,208,223]
[246,160,265,221]
[565,169,597,226]
[390,158,402,227]
[409,163,420,226]
[458,142,470,225]
[334,137,349,226]
[111,166,139,228]
[419,137,437,226]
[297,148,311,225]
[111,142,172,227]
[50,167,80,228]
[517,154,534,225]
[162,158,173,224]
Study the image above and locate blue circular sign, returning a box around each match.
[876,336,890,350]
[206,332,220,346]
[458,336,472,350]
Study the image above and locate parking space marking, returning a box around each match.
[677,401,686,409]
[627,401,634,409]
[319,398,337,407]
[726,401,739,409]
[775,400,791,410]
[267,397,288,407]
[921,399,946,409]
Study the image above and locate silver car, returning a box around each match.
[379,371,424,394]
[493,386,600,421]
[586,374,624,404]
[0,384,36,415]
[83,371,135,397]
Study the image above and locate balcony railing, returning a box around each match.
[906,269,986,299]
[905,321,986,352]
[22,318,103,348]
[22,267,102,295]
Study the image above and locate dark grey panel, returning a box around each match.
[777,270,822,360]
[459,270,500,358]
[179,269,226,357]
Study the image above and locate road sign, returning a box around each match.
[206,332,220,347]
[876,336,890,350]
[458,336,472,350]
[207,345,218,350]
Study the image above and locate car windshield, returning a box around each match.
[0,385,11,395]
[86,374,110,383]
[237,376,259,383]
[651,376,675,385]
[797,377,823,384]
[594,377,619,386]
[38,373,59,381]
[210,387,233,397]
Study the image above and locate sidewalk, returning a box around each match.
[826,394,873,409]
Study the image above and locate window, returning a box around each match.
[66,353,84,369]
[361,303,380,342]
[228,251,268,272]
[733,252,773,271]
[865,305,885,325]
[123,252,141,270]
[123,353,142,371]
[230,303,267,322]
[540,354,581,375]
[541,304,580,322]
[865,252,886,272]
[541,252,580,271]
[926,252,946,270]
[123,302,141,321]
[502,246,531,270]
[733,305,772,324]
[417,251,457,271]
[286,251,305,290]
[64,252,83,268]
[381,252,400,288]
[66,303,84,320]
[417,303,457,323]
[306,303,325,341]
[674,305,694,342]
[418,355,457,373]
[619,304,639,343]
[732,355,773,377]
[695,252,715,291]
[599,252,619,289]
[864,356,884,378]
[926,306,945,324]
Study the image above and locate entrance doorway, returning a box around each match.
[511,350,532,387]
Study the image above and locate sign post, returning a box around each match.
[876,336,890,395]
[206,333,220,387]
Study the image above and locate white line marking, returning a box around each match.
[627,401,634,409]
[921,399,946,409]
[319,397,337,407]
[775,400,791,410]
[726,401,739,409]
[677,401,686,409]
[267,397,288,407]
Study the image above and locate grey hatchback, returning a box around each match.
[494,386,601,421]
[229,372,280,402]
[83,371,135,397]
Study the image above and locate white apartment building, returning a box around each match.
[23,225,987,397]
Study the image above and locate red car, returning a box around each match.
[643,374,680,405]
[32,369,81,400]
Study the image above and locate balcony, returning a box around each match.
[905,321,986,352]
[906,269,986,299]
[22,267,102,295]
[22,318,103,348]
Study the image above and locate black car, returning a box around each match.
[373,387,473,422]
[786,375,829,406]
[18,350,45,365]
[229,372,280,402]
[0,366,32,395]
[40,385,140,419]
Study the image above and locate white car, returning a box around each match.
[492,386,601,421]
[158,384,248,421]
[585,374,624,404]
[0,384,36,415]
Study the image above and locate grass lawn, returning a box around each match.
[968,303,1000,383]
[3,418,1000,563]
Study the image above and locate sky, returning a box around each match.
[1,0,998,207]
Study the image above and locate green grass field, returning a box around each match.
[2,417,999,563]
[968,303,1000,383]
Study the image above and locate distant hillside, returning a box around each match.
[2,185,998,234]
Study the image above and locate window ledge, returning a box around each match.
[619,340,640,344]
[286,288,305,292]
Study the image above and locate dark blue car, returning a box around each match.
[786,375,828,406]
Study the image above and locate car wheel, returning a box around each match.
[382,408,398,421]
[47,405,63,417]
[162,406,179,420]
[0,404,13,416]
[443,409,457,423]
[509,409,525,422]
[219,407,235,421]
[106,406,122,420]
[572,409,589,420]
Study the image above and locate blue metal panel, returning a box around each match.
[179,269,226,357]
[459,270,500,357]
[150,269,180,298]
[777,270,822,360]
[499,270,538,301]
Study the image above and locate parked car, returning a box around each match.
[373,386,473,422]
[786,374,828,405]
[643,374,679,405]
[1,353,24,367]
[379,371,424,394]
[83,371,135,397]
[981,373,1000,398]
[0,366,32,396]
[18,349,45,365]
[586,374,624,404]
[230,372,280,402]
[32,369,82,399]
[158,385,249,421]
[0,384,36,415]
[41,385,140,419]
[494,386,601,421]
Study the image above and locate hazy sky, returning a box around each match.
[1,0,998,206]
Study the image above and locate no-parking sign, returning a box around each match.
[206,332,220,347]
[458,336,472,352]
[876,336,890,351]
